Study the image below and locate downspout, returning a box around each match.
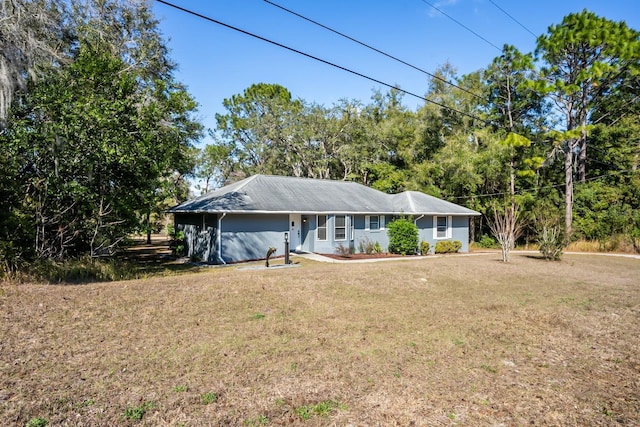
[217,213,227,265]
[414,215,425,252]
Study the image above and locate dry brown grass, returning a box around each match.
[1,254,639,426]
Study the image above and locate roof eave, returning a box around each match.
[168,209,481,216]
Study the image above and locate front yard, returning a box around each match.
[1,253,638,425]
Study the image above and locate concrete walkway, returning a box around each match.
[293,252,434,263]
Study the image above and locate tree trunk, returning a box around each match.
[470,215,475,242]
[578,130,587,183]
[564,146,573,240]
[146,209,151,245]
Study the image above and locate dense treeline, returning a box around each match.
[1,3,639,275]
[197,10,640,253]
[0,0,201,272]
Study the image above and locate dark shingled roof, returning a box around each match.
[169,174,480,216]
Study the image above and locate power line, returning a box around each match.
[155,0,491,125]
[487,0,537,38]
[418,0,502,51]
[263,0,486,103]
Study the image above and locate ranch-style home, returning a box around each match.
[169,174,480,264]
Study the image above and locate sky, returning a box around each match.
[151,0,640,146]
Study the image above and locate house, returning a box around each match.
[168,174,480,264]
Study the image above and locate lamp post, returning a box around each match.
[284,232,290,265]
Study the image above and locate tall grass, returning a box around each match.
[28,257,149,283]
[567,235,636,253]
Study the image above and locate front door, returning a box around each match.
[289,214,302,252]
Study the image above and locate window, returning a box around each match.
[317,215,327,241]
[433,216,452,239]
[365,215,385,231]
[334,215,346,240]
[370,215,379,230]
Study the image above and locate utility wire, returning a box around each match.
[264,0,486,102]
[487,0,537,38]
[155,0,491,125]
[418,0,502,51]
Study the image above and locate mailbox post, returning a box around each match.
[284,232,290,265]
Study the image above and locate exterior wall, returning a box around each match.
[352,215,390,253]
[301,215,315,253]
[175,213,290,264]
[451,216,471,252]
[176,212,472,263]
[293,214,371,255]
[416,216,434,252]
[174,213,218,263]
[220,214,289,263]
[416,215,471,253]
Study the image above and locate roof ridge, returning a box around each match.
[234,174,260,193]
[405,191,416,212]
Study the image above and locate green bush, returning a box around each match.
[477,235,498,248]
[387,218,419,255]
[435,240,462,254]
[169,228,185,256]
[419,240,430,255]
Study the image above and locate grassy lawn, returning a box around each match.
[1,254,639,426]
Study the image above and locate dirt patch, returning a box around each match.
[1,254,639,425]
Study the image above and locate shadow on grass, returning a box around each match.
[28,238,203,285]
[522,254,563,262]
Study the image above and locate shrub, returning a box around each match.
[170,229,185,256]
[538,225,563,261]
[419,240,430,255]
[358,237,377,254]
[387,218,419,255]
[477,235,498,248]
[435,240,462,254]
[335,244,352,257]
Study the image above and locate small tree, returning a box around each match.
[487,202,524,262]
[387,218,419,255]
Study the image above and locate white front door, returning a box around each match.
[289,214,302,252]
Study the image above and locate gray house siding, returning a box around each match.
[310,214,351,254]
[175,213,218,263]
[352,215,390,253]
[416,215,471,253]
[452,216,471,252]
[301,215,315,253]
[220,214,289,263]
[416,216,434,253]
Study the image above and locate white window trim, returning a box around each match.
[334,215,347,241]
[350,215,354,241]
[433,215,452,240]
[316,214,327,241]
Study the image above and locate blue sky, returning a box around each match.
[152,0,639,145]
